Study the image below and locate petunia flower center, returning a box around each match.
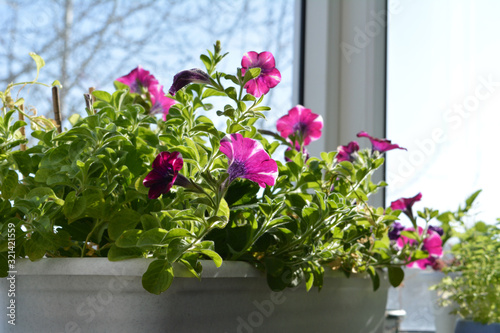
[293,122,308,135]
[227,160,247,181]
[129,79,141,93]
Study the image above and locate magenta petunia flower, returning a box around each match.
[241,51,281,98]
[168,68,212,96]
[148,85,176,121]
[219,133,278,188]
[143,151,183,199]
[116,66,159,94]
[397,227,443,269]
[276,105,323,146]
[336,141,360,162]
[356,131,406,153]
[390,193,422,219]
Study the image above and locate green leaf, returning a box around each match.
[68,113,81,126]
[224,74,240,85]
[305,269,314,291]
[400,230,418,240]
[108,245,143,261]
[264,257,285,277]
[137,228,169,247]
[141,214,160,230]
[198,249,222,267]
[367,267,380,291]
[115,229,143,248]
[266,266,293,292]
[243,67,261,83]
[24,236,49,260]
[251,106,271,112]
[225,180,259,206]
[388,266,405,287]
[142,259,174,295]
[10,120,26,133]
[92,90,112,103]
[1,170,19,200]
[373,157,384,169]
[29,52,45,81]
[108,209,141,240]
[202,88,226,99]
[167,238,190,262]
[225,87,237,101]
[413,250,429,259]
[63,191,86,221]
[200,54,211,71]
[26,187,64,206]
[216,198,230,221]
[11,151,33,176]
[80,190,105,219]
[138,127,159,147]
[51,80,62,88]
[465,190,482,209]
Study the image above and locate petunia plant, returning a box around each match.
[1,42,423,294]
[387,193,445,270]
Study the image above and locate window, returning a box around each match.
[386,0,500,223]
[0,0,296,131]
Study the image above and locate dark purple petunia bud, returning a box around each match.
[168,68,211,96]
[388,222,405,241]
[428,225,444,236]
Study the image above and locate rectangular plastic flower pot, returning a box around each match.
[1,258,389,333]
[455,320,500,333]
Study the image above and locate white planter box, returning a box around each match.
[1,258,389,333]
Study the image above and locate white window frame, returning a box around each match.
[295,0,388,206]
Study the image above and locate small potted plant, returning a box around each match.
[432,195,500,333]
[1,43,430,332]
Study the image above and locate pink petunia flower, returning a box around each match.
[143,151,183,199]
[168,68,212,96]
[336,141,360,162]
[116,65,159,94]
[149,85,176,121]
[397,227,443,270]
[390,192,422,220]
[276,105,323,146]
[241,51,281,98]
[357,131,406,153]
[219,133,278,188]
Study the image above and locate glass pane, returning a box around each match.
[0,0,295,130]
[387,0,500,223]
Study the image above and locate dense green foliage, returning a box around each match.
[0,45,418,294]
[433,192,500,325]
